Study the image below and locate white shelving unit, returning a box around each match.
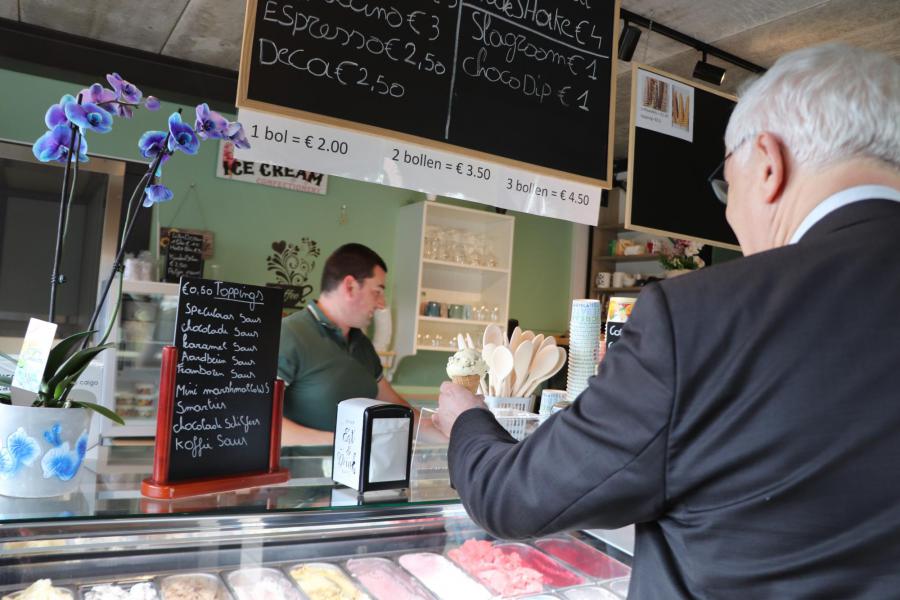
[99,279,180,439]
[393,202,514,369]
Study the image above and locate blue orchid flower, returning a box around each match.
[64,101,113,134]
[32,125,88,163]
[0,427,42,478]
[195,103,229,140]
[145,96,161,111]
[44,94,76,129]
[106,72,142,118]
[226,122,251,149]
[78,83,118,114]
[43,423,63,447]
[167,112,199,155]
[144,184,173,207]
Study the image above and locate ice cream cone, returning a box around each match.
[452,374,482,394]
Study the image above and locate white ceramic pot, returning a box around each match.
[0,403,91,498]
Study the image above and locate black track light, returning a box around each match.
[618,23,641,62]
[693,52,727,86]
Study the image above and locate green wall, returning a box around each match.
[0,67,573,387]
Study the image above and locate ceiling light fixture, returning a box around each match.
[693,52,727,86]
[617,22,641,62]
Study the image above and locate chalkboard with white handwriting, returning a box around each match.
[168,278,284,482]
[164,231,205,283]
[238,0,619,185]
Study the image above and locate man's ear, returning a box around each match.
[755,132,787,205]
[340,274,359,297]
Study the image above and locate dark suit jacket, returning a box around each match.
[448,200,900,599]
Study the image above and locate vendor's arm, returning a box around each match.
[376,377,413,408]
[442,284,675,540]
[281,417,334,446]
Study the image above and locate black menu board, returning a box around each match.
[626,65,740,249]
[164,231,205,283]
[168,278,284,482]
[237,0,619,185]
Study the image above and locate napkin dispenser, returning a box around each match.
[332,398,413,492]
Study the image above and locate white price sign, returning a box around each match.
[235,108,602,226]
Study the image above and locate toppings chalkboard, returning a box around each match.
[237,0,619,186]
[166,278,284,482]
[163,230,205,283]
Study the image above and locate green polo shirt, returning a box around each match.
[278,302,383,431]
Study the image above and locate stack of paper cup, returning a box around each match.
[567,299,602,401]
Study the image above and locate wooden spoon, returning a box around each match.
[516,345,561,397]
[483,324,505,349]
[511,339,534,397]
[523,347,568,397]
[490,345,514,397]
[539,336,556,351]
[508,326,524,353]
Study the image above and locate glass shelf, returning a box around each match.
[422,258,510,273]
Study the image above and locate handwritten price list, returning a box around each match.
[244,0,616,183]
[168,278,284,482]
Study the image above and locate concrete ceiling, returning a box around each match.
[4,0,899,160]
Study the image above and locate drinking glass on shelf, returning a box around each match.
[424,226,440,259]
[490,306,500,322]
[433,333,443,347]
[482,238,499,268]
[465,232,483,266]
[421,333,431,347]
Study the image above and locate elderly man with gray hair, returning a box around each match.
[435,43,900,598]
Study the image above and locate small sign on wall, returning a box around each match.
[217,140,328,195]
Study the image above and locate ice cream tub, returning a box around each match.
[224,567,302,600]
[603,577,630,598]
[344,556,434,600]
[2,580,75,600]
[447,539,545,597]
[562,586,620,600]
[398,552,491,600]
[494,543,585,589]
[80,579,160,600]
[157,572,232,600]
[533,536,631,581]
[286,562,369,600]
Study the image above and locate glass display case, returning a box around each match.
[100,280,179,439]
[0,453,633,599]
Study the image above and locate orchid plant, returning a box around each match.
[0,73,249,424]
[659,238,706,271]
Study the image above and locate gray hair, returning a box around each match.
[725,43,900,170]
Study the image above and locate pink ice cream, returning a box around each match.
[345,558,432,600]
[496,543,585,588]
[448,539,544,596]
[535,537,631,580]
[398,552,491,600]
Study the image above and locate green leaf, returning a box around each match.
[42,330,96,383]
[46,343,113,393]
[53,373,79,402]
[70,400,125,425]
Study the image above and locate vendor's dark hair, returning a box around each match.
[321,243,387,293]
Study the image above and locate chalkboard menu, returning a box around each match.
[237,0,619,185]
[625,65,740,250]
[168,278,284,482]
[164,230,205,282]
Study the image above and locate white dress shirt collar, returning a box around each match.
[790,185,900,244]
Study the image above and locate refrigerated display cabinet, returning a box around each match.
[0,454,632,599]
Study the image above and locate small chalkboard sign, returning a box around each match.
[164,230,205,283]
[142,278,288,498]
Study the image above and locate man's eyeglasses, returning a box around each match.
[708,138,749,205]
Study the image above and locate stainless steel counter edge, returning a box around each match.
[0,501,469,562]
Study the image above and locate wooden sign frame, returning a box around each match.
[625,63,741,251]
[141,346,289,499]
[236,0,620,188]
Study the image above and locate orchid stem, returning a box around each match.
[48,116,81,323]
